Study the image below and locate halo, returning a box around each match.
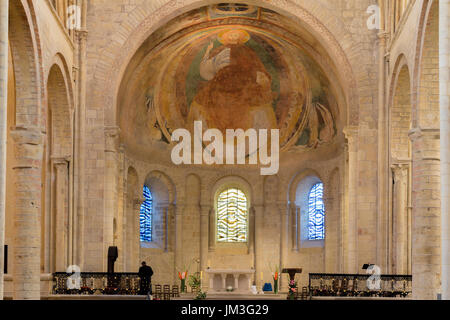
[218,29,251,45]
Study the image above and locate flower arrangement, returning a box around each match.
[272,270,280,294]
[178,271,188,293]
[288,280,297,300]
[268,263,281,294]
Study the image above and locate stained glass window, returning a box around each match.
[308,183,325,240]
[140,185,153,242]
[217,188,248,242]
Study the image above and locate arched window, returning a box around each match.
[217,188,248,243]
[308,183,325,240]
[140,185,153,242]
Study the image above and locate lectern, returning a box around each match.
[282,268,303,282]
[107,246,118,273]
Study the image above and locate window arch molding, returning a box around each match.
[289,169,326,249]
[211,176,253,246]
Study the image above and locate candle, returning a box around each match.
[200,271,203,280]
[208,260,211,267]
[261,272,263,281]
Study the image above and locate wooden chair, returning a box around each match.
[163,284,171,300]
[171,285,180,298]
[301,287,309,300]
[154,284,162,299]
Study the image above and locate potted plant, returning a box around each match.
[188,272,201,293]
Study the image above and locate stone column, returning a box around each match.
[73,24,88,269]
[343,127,358,274]
[391,163,409,274]
[292,205,299,252]
[53,157,70,272]
[409,128,441,299]
[174,203,184,282]
[279,201,289,292]
[131,196,144,270]
[249,206,255,257]
[200,205,210,290]
[377,31,389,272]
[0,0,8,300]
[103,126,120,271]
[208,208,215,252]
[440,0,450,300]
[253,205,263,287]
[11,128,44,300]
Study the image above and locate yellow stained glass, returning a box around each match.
[217,188,248,242]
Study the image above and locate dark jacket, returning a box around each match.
[139,265,154,280]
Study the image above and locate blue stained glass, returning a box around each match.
[140,185,153,242]
[308,183,325,240]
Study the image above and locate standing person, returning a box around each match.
[139,261,154,295]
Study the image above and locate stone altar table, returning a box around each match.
[205,269,255,293]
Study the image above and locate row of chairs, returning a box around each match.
[152,284,180,300]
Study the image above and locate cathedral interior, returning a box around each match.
[0,0,449,300]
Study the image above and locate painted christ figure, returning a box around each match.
[187,29,277,133]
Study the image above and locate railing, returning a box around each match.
[52,272,141,295]
[308,273,412,298]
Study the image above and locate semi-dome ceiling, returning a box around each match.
[118,3,346,163]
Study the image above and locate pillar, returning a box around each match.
[440,0,450,300]
[73,7,88,268]
[377,31,389,272]
[0,0,8,300]
[253,205,263,287]
[279,201,289,292]
[343,126,358,273]
[11,128,44,300]
[391,163,409,274]
[200,205,210,289]
[53,157,70,272]
[409,128,441,299]
[104,126,120,271]
[291,205,299,252]
[174,203,184,283]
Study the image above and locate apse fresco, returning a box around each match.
[124,4,338,152]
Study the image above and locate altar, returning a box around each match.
[205,269,255,293]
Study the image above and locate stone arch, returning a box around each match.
[8,0,42,128]
[413,0,440,128]
[43,60,74,273]
[90,0,358,130]
[210,175,253,207]
[288,168,324,204]
[143,170,177,205]
[390,55,412,162]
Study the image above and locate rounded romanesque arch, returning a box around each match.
[288,168,324,204]
[88,0,358,132]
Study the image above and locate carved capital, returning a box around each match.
[75,29,88,42]
[391,163,409,183]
